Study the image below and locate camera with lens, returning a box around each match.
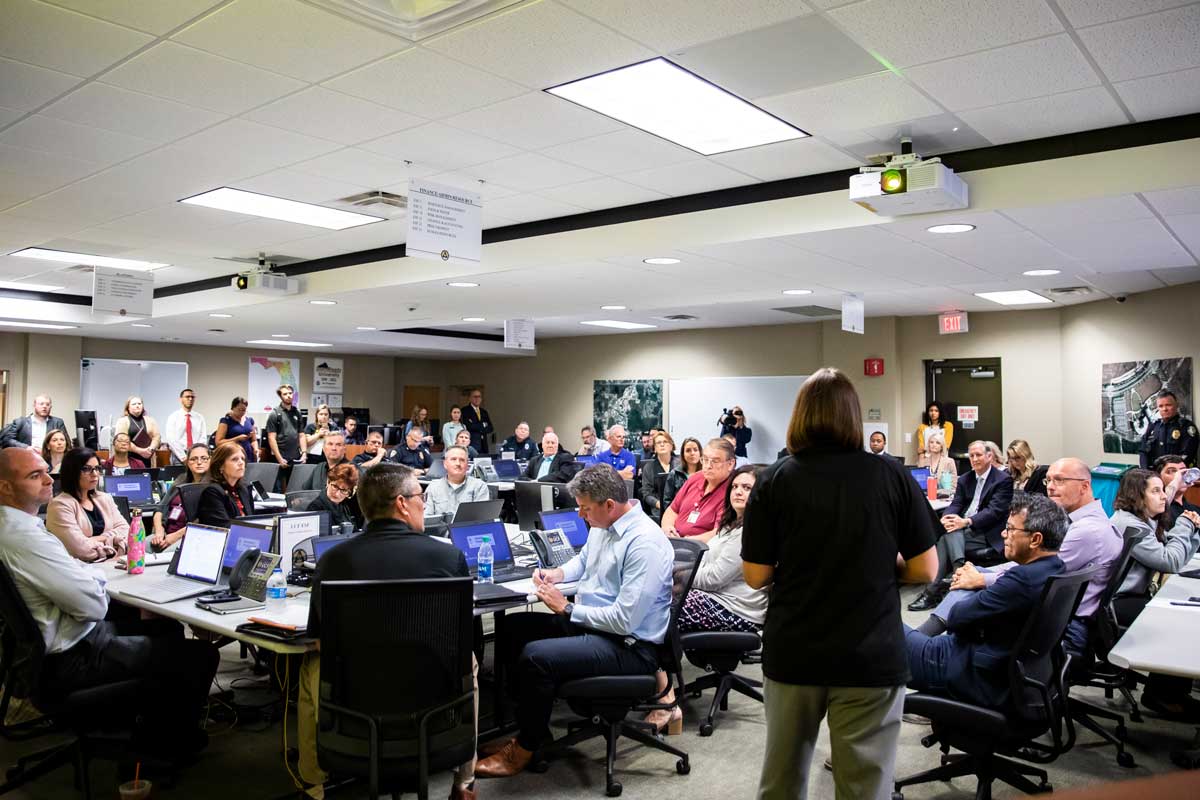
[719,408,738,427]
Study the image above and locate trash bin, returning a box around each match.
[1091,462,1133,516]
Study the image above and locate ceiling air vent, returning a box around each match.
[654,314,699,321]
[1046,286,1093,297]
[309,1,525,41]
[59,264,94,274]
[773,305,840,317]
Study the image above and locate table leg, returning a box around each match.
[1170,727,1200,770]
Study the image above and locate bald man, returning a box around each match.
[0,448,218,754]
[524,432,575,482]
[920,458,1122,654]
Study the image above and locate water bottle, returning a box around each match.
[266,568,288,609]
[477,536,494,584]
[1183,467,1200,487]
[126,514,145,575]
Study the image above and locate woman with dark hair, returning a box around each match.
[150,443,210,550]
[639,430,678,522]
[442,406,465,450]
[1006,438,1048,494]
[1110,467,1200,719]
[196,442,256,528]
[45,447,129,562]
[216,396,258,463]
[306,462,362,529]
[917,400,953,467]
[41,429,70,475]
[405,406,435,448]
[102,431,147,474]
[743,367,939,799]
[662,436,702,511]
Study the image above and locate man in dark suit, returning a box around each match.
[1,394,68,449]
[460,388,492,453]
[524,432,575,482]
[868,430,905,465]
[903,492,1067,709]
[909,440,1014,611]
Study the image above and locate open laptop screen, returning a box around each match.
[492,459,521,479]
[449,521,512,570]
[908,467,931,488]
[107,473,153,505]
[223,522,274,570]
[175,523,229,583]
[538,509,590,548]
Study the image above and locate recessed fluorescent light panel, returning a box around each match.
[245,339,332,348]
[356,326,377,331]
[643,257,680,265]
[1022,269,1061,277]
[782,289,813,296]
[131,323,153,328]
[546,58,807,156]
[975,290,1053,306]
[209,313,233,318]
[9,248,167,271]
[309,300,337,306]
[0,280,66,292]
[180,187,384,230]
[600,305,627,310]
[927,224,975,234]
[462,317,486,322]
[0,320,78,329]
[580,320,658,330]
[447,282,479,288]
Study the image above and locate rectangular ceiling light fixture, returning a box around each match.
[579,319,658,330]
[0,280,66,292]
[0,320,79,329]
[245,339,333,348]
[974,290,1053,306]
[181,187,384,230]
[546,57,807,156]
[9,248,167,271]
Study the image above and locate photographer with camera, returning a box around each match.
[718,406,752,458]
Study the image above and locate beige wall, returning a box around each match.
[0,333,28,425]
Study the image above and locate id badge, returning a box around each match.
[168,505,183,521]
[687,509,701,525]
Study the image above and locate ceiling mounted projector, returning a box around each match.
[849,137,968,216]
[231,256,301,296]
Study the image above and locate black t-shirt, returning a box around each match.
[742,445,937,687]
[266,405,303,460]
[307,519,468,637]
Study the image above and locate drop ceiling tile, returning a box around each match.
[1,0,154,77]
[540,129,700,175]
[470,153,600,193]
[0,184,157,227]
[561,0,810,52]
[0,170,76,210]
[1144,187,1200,216]
[89,203,243,240]
[76,145,261,204]
[1153,265,1200,285]
[1004,194,1151,230]
[172,119,341,178]
[1164,212,1200,254]
[619,159,757,196]
[0,142,100,183]
[1059,0,1194,27]
[174,0,405,82]
[43,0,224,35]
[425,2,653,89]
[417,172,519,201]
[232,169,373,205]
[711,137,861,181]
[41,83,226,143]
[1115,67,1200,122]
[1043,218,1195,271]
[101,42,306,115]
[245,87,425,146]
[1085,271,1169,293]
[290,148,439,187]
[0,57,81,112]
[482,194,589,224]
[444,92,623,150]
[675,15,881,99]
[359,123,520,172]
[481,209,520,229]
[760,72,943,136]
[828,0,1062,68]
[906,35,1100,112]
[0,115,156,166]
[0,107,22,127]
[808,0,862,7]
[539,177,669,210]
[957,86,1127,144]
[1077,4,1200,81]
[918,231,1082,274]
[325,46,526,119]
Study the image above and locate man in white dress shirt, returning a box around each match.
[163,388,207,465]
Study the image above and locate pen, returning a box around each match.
[1168,601,1200,607]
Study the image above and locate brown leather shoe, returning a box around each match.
[478,737,515,757]
[448,781,477,800]
[474,740,533,778]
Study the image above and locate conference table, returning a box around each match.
[1107,554,1200,768]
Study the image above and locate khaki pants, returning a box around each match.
[757,679,904,800]
[298,651,479,795]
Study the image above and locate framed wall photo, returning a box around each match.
[593,379,663,439]
[1102,357,1193,454]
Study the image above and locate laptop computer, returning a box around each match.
[907,466,931,489]
[121,523,231,604]
[107,473,154,507]
[158,464,186,481]
[514,481,552,531]
[452,499,504,525]
[301,533,356,570]
[537,509,590,551]
[448,521,533,583]
[426,458,447,479]
[492,458,521,480]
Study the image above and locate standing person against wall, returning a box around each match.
[115,396,160,463]
[743,368,938,800]
[461,389,493,454]
[266,384,303,492]
[216,397,258,464]
[442,406,466,450]
[163,388,206,466]
[719,405,753,458]
[916,401,953,467]
[301,404,334,465]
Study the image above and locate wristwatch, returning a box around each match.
[562,602,575,619]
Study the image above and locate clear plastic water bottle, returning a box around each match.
[266,568,288,609]
[477,536,494,584]
[1183,467,1200,487]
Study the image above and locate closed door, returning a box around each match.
[927,359,1003,459]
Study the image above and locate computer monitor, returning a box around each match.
[158,464,186,481]
[514,481,551,531]
[312,534,353,562]
[106,473,153,506]
[448,521,513,571]
[538,509,590,548]
[223,521,274,571]
[74,410,98,450]
[908,466,931,488]
[276,511,327,561]
[493,459,521,479]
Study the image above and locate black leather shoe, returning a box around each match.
[907,592,940,612]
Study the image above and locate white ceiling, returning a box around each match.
[0,0,1198,353]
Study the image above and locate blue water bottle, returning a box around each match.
[477,536,494,584]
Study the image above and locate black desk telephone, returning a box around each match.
[529,528,575,568]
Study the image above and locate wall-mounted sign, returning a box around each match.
[864,357,885,376]
[939,310,969,335]
[842,293,864,334]
[957,405,979,422]
[504,319,535,350]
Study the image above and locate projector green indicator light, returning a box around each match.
[881,169,906,194]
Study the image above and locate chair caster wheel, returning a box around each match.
[530,760,549,774]
[1036,783,1052,793]
[892,792,904,800]
[676,759,690,775]
[699,722,714,737]
[1117,751,1135,768]
[688,690,702,699]
[607,781,623,796]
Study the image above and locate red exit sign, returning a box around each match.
[939,310,969,335]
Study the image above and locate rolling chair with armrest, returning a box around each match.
[893,568,1095,800]
[243,462,280,494]
[681,629,763,736]
[532,538,705,797]
[317,577,475,800]
[286,489,322,512]
[0,563,143,799]
[287,463,320,493]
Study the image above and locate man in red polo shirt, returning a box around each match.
[661,437,735,541]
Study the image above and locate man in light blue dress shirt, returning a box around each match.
[475,464,674,779]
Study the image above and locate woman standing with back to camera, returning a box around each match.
[742,368,938,800]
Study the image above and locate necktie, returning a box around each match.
[185,413,193,448]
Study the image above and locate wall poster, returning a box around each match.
[1102,357,1193,454]
[593,379,663,439]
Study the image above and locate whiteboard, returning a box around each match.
[79,358,188,433]
[667,376,808,465]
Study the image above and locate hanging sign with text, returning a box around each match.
[406,179,482,266]
[92,267,153,317]
[504,319,536,351]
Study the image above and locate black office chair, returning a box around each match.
[287,463,320,493]
[893,568,1095,800]
[1066,535,1142,768]
[287,489,322,511]
[243,462,280,493]
[0,564,142,799]
[681,629,763,736]
[534,538,704,797]
[317,577,476,800]
[112,494,132,524]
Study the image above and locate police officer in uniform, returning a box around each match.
[1140,391,1198,468]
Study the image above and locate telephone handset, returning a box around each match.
[233,549,281,602]
[529,528,575,568]
[473,457,500,482]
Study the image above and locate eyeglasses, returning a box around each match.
[701,457,732,466]
[1003,525,1030,536]
[329,484,353,496]
[188,456,210,463]
[1045,476,1086,486]
[398,492,425,502]
[80,465,102,474]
